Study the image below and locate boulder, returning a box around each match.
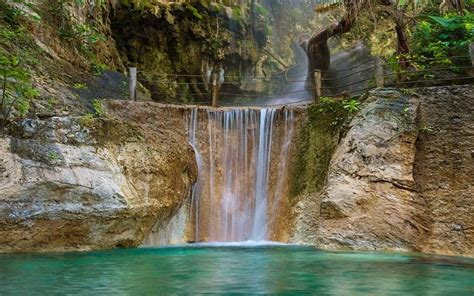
[0,115,196,252]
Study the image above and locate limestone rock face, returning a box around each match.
[292,86,474,257]
[414,86,474,256]
[0,114,196,253]
[316,90,425,251]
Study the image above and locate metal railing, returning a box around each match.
[312,53,474,99]
[127,43,474,105]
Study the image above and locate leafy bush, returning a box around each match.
[0,53,38,129]
[342,99,361,113]
[317,97,351,126]
[412,10,474,63]
[0,0,25,25]
[73,83,87,89]
[59,23,106,56]
[92,99,105,117]
[79,113,96,128]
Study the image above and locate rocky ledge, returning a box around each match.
[292,85,473,257]
[0,109,196,253]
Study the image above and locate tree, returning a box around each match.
[305,0,469,80]
[305,0,394,77]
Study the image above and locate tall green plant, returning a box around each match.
[412,10,474,60]
[0,53,38,130]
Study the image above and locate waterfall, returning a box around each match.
[186,108,204,241]
[185,107,295,242]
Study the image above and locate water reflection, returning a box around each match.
[0,246,473,295]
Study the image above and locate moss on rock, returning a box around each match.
[290,100,348,198]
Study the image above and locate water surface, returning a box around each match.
[1,245,473,295]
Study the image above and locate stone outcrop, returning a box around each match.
[292,86,474,257]
[0,108,197,253]
[316,89,425,251]
[104,102,303,243]
[1,86,472,256]
[414,86,474,256]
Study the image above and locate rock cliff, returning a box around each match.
[291,85,473,257]
[0,107,196,252]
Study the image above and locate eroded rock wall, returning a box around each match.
[105,101,304,243]
[414,86,474,256]
[291,85,474,257]
[0,107,197,253]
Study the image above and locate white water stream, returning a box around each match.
[186,107,295,242]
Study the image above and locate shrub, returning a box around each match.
[92,99,105,117]
[0,53,38,129]
[412,10,474,64]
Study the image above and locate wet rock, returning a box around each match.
[314,89,423,252]
[291,85,474,257]
[20,119,42,138]
[0,111,197,253]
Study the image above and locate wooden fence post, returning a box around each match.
[129,67,137,101]
[211,73,219,107]
[375,57,384,88]
[313,70,321,101]
[470,43,474,66]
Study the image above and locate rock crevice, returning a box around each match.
[292,86,473,257]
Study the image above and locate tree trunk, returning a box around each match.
[210,65,220,107]
[305,0,361,90]
[393,11,410,83]
[305,0,394,92]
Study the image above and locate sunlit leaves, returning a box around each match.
[412,10,474,62]
[0,53,38,127]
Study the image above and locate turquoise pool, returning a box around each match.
[0,245,473,295]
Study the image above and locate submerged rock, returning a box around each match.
[0,112,196,253]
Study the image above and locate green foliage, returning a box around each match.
[0,0,25,25]
[412,10,474,62]
[92,99,105,117]
[0,0,41,26]
[0,25,39,66]
[419,125,434,133]
[73,83,87,89]
[290,100,348,197]
[318,97,359,125]
[401,88,415,96]
[48,0,106,62]
[92,62,108,76]
[47,151,59,161]
[342,99,360,114]
[61,23,106,56]
[0,52,38,129]
[231,6,244,23]
[46,96,58,112]
[254,4,268,16]
[79,113,96,128]
[186,5,203,20]
[73,23,105,45]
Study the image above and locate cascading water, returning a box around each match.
[186,108,204,241]
[185,107,295,242]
